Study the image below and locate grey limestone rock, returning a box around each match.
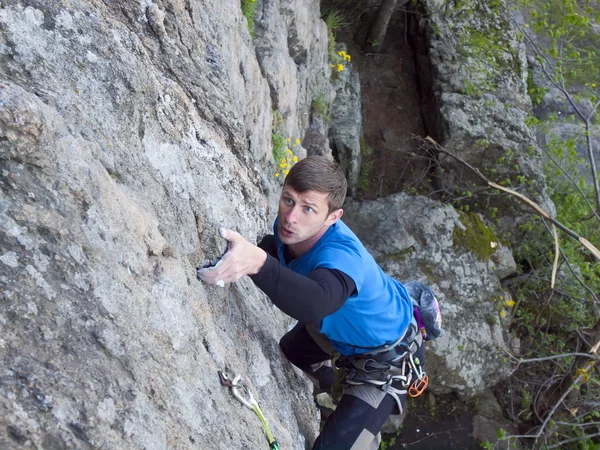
[423,0,554,230]
[329,44,363,197]
[0,1,327,448]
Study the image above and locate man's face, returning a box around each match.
[277,186,341,247]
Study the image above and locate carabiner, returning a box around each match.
[231,374,256,410]
[408,374,429,397]
[218,371,233,387]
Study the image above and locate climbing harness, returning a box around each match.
[218,371,279,450]
[331,320,429,415]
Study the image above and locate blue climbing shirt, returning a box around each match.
[274,219,413,356]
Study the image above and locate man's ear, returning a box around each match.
[325,208,343,226]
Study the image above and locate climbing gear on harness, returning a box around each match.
[409,373,429,397]
[330,319,429,415]
[218,371,279,450]
[343,348,428,414]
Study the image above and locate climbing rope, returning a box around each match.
[219,371,279,450]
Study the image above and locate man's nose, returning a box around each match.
[285,206,298,223]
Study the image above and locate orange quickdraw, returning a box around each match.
[408,374,428,397]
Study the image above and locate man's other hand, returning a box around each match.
[196,228,267,286]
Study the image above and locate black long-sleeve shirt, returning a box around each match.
[249,235,356,325]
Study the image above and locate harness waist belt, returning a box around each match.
[352,318,420,364]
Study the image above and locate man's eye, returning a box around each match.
[285,198,294,205]
[305,207,313,213]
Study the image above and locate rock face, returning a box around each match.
[343,193,516,397]
[423,0,555,222]
[329,45,363,197]
[0,1,330,448]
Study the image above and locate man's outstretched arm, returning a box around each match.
[197,228,355,324]
[250,252,355,324]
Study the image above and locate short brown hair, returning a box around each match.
[284,156,347,213]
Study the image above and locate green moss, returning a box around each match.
[452,0,522,95]
[241,0,258,38]
[453,212,499,261]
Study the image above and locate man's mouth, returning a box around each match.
[281,226,295,238]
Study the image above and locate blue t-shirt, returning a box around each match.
[274,219,413,355]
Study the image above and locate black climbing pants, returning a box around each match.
[280,323,425,450]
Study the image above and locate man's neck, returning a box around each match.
[288,224,331,259]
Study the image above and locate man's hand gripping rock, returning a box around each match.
[196,228,267,287]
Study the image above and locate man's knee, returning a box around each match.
[279,328,298,364]
[279,324,331,369]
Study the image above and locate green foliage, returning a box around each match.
[272,130,286,163]
[241,0,258,38]
[462,80,481,97]
[379,435,397,450]
[312,93,331,122]
[526,69,547,105]
[496,428,507,440]
[509,124,600,447]
[516,0,600,88]
[271,110,286,163]
[324,10,344,57]
[452,211,499,261]
[541,132,600,297]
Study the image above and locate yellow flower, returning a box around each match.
[293,155,298,163]
[286,137,291,142]
[274,173,279,177]
[330,64,335,68]
[338,51,345,57]
[279,163,286,169]
[593,83,597,87]
[285,148,293,155]
[295,138,300,145]
[499,310,507,318]
[337,64,344,72]
[576,368,590,383]
[504,300,515,307]
[585,83,589,86]
[344,54,351,61]
[282,169,289,176]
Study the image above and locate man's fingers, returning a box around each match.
[197,254,249,284]
[197,266,241,286]
[220,227,243,243]
[197,254,232,283]
[197,228,255,286]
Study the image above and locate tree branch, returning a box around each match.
[423,136,600,262]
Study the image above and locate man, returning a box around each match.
[198,156,427,449]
